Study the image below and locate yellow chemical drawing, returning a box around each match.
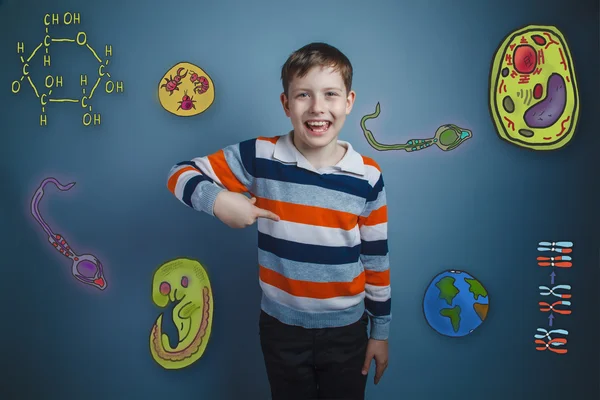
[158,61,215,117]
[10,12,124,127]
[489,24,579,150]
[150,257,213,370]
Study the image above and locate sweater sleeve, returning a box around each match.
[358,169,391,340]
[166,138,256,216]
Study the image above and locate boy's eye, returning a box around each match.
[296,92,337,98]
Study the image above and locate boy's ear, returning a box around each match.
[280,92,291,117]
[346,90,356,114]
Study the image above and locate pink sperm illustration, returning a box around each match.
[30,177,107,290]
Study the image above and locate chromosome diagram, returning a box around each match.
[10,12,124,127]
[534,241,572,354]
[30,177,107,290]
[360,102,472,153]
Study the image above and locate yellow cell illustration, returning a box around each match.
[158,62,215,117]
[489,25,579,150]
[150,257,213,370]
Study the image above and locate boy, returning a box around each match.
[167,42,391,400]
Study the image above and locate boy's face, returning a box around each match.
[280,65,355,150]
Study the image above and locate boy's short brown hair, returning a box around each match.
[281,42,353,96]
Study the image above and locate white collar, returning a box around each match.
[272,131,365,175]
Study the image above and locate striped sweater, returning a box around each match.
[167,131,391,340]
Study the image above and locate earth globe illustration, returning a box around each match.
[423,270,489,337]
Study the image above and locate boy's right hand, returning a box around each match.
[213,191,280,229]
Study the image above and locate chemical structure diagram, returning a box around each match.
[10,12,124,127]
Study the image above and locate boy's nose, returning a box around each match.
[309,97,325,113]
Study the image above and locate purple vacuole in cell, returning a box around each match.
[524,73,566,128]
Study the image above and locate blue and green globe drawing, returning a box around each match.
[423,270,489,337]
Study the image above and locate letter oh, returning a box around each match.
[83,112,101,126]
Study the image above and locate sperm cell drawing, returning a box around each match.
[359,102,472,152]
[30,177,107,290]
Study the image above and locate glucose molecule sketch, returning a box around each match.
[10,12,125,127]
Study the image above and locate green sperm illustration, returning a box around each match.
[359,102,472,152]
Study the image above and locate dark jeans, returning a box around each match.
[259,310,369,400]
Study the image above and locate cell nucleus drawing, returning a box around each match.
[158,62,215,117]
[489,25,579,150]
[150,257,213,370]
[30,177,107,290]
[423,270,489,337]
[360,102,472,152]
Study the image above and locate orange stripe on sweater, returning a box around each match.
[207,150,248,193]
[260,265,365,299]
[257,136,279,144]
[362,156,381,171]
[167,166,197,194]
[256,197,358,229]
[359,205,387,227]
[365,269,390,286]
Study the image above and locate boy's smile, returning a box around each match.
[280,65,355,165]
[305,119,331,135]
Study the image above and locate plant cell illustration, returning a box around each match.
[489,24,579,150]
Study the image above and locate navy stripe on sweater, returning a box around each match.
[254,158,373,199]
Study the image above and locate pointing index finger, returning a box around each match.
[256,207,280,221]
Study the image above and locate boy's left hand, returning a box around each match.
[361,338,389,384]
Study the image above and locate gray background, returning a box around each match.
[1,0,598,399]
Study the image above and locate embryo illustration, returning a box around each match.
[150,257,213,370]
[30,177,107,290]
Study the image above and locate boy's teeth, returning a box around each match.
[307,121,328,126]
